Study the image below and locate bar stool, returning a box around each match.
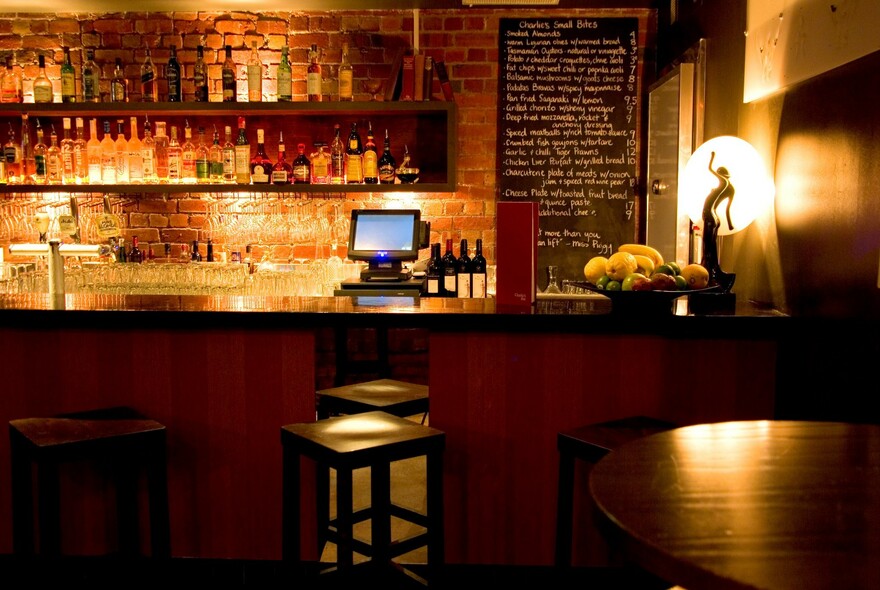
[555,415,675,568]
[9,406,171,558]
[282,410,445,585]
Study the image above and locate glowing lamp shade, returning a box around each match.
[680,136,775,236]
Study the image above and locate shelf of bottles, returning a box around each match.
[0,101,456,194]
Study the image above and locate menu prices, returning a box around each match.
[497,17,641,287]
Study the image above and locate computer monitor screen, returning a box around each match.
[346,209,421,263]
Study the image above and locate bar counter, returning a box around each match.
[0,293,788,565]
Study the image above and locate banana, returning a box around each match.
[632,254,655,276]
[618,243,664,268]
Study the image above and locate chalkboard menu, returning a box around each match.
[498,17,641,290]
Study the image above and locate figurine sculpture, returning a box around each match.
[701,151,737,292]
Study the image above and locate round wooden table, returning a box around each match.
[589,420,880,590]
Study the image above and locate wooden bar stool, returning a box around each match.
[9,406,171,558]
[282,410,445,585]
[555,415,675,568]
[317,378,429,422]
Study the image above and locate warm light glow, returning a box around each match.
[324,415,399,436]
[680,136,775,235]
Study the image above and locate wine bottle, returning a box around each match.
[442,238,456,297]
[166,45,181,102]
[456,239,472,298]
[193,45,208,102]
[129,235,144,263]
[206,238,214,262]
[471,238,487,299]
[222,45,236,103]
[60,47,76,103]
[363,123,378,184]
[249,128,271,184]
[378,129,397,184]
[425,243,442,296]
[191,240,202,262]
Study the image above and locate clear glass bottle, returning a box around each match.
[86,118,102,184]
[378,128,397,184]
[141,117,157,184]
[307,44,322,102]
[153,121,169,183]
[166,45,181,102]
[195,126,210,184]
[277,45,292,102]
[114,119,129,183]
[127,116,144,183]
[209,126,224,184]
[81,49,100,103]
[166,124,182,183]
[72,117,88,184]
[100,119,117,184]
[330,123,344,184]
[270,131,292,185]
[20,114,33,184]
[60,47,76,103]
[310,142,331,184]
[46,125,62,184]
[110,58,127,102]
[60,117,76,184]
[249,128,271,184]
[181,121,197,184]
[140,48,157,102]
[338,42,353,101]
[222,45,236,103]
[32,123,47,184]
[33,54,53,104]
[246,40,262,102]
[193,45,208,102]
[292,142,310,184]
[222,124,236,183]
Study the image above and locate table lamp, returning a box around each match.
[679,136,775,297]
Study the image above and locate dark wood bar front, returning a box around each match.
[0,294,783,565]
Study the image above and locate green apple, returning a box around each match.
[621,272,647,291]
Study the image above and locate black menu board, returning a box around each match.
[497,17,641,289]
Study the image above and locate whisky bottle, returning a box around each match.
[344,122,363,184]
[166,124,182,183]
[60,47,76,103]
[81,49,100,103]
[222,125,236,183]
[1,56,22,103]
[307,44,322,102]
[128,116,144,184]
[363,123,378,184]
[310,142,330,184]
[378,129,397,184]
[277,45,292,102]
[140,48,158,102]
[471,238,488,299]
[249,128,272,184]
[33,123,47,184]
[338,42,353,102]
[456,239,472,298]
[292,142,310,184]
[246,41,262,102]
[100,119,117,184]
[181,121,197,184]
[166,45,181,102]
[73,117,88,184]
[271,131,292,185]
[3,124,22,184]
[115,119,130,183]
[141,117,157,183]
[86,118,102,184]
[195,126,210,184]
[109,58,127,102]
[193,45,208,102]
[222,45,236,102]
[60,117,76,184]
[234,117,250,184]
[33,54,53,103]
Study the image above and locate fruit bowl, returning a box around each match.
[572,281,719,314]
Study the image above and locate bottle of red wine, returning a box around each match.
[456,239,471,298]
[425,243,442,296]
[129,235,144,263]
[471,238,487,298]
[442,238,457,297]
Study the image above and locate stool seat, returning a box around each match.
[555,415,675,567]
[317,378,429,420]
[282,411,445,585]
[9,406,170,558]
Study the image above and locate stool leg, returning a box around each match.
[146,439,171,558]
[370,461,391,566]
[316,463,330,556]
[37,461,62,556]
[554,448,575,568]
[10,434,35,556]
[282,447,302,563]
[426,449,444,574]
[114,459,140,556]
[336,467,354,569]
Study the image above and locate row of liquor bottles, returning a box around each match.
[0,115,409,186]
[114,236,254,267]
[425,238,488,299]
[0,42,354,104]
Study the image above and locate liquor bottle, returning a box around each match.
[141,117,157,183]
[378,129,397,184]
[345,122,363,184]
[153,121,169,183]
[310,142,330,184]
[270,131,292,185]
[221,45,236,102]
[193,45,208,102]
[329,124,344,184]
[277,45,292,102]
[114,119,129,183]
[249,128,271,184]
[244,243,255,274]
[292,143,310,184]
[178,242,190,263]
[191,240,202,262]
[129,235,144,263]
[246,40,262,102]
[181,121,197,184]
[234,117,250,184]
[471,238,487,299]
[32,123,47,184]
[116,239,127,263]
[206,238,214,262]
[33,54,53,103]
[307,44,322,102]
[46,125,62,184]
[3,124,21,184]
[338,42,353,102]
[442,238,456,296]
[60,117,76,184]
[166,125,182,183]
[73,117,88,184]
[166,45,181,102]
[20,114,33,184]
[128,116,144,183]
[86,118,102,183]
[363,123,378,184]
[140,48,158,102]
[456,239,472,298]
[209,126,224,183]
[109,58,127,102]
[60,47,76,103]
[1,56,22,103]
[222,125,236,183]
[425,243,442,296]
[81,49,100,103]
[195,126,210,183]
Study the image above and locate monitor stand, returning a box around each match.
[359,260,413,282]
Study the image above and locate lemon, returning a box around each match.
[584,256,609,284]
[680,263,710,289]
[605,251,638,281]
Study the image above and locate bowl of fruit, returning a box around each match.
[577,244,718,314]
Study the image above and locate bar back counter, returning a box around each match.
[0,293,792,566]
